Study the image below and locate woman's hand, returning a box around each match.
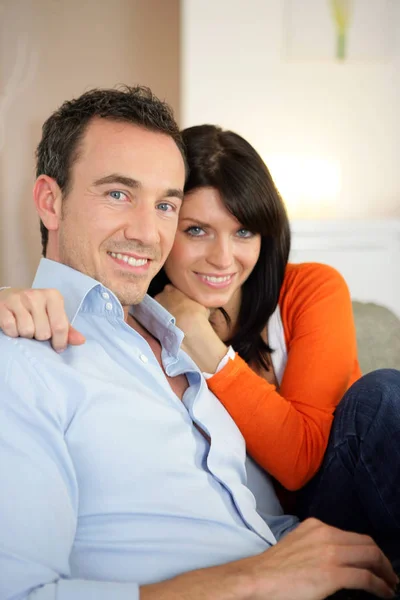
[0,288,85,352]
[155,284,210,332]
[155,285,229,373]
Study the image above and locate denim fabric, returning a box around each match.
[298,369,400,572]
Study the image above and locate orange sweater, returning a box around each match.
[207,263,362,491]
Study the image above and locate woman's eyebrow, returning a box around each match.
[180,217,210,228]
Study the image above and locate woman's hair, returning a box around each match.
[148,124,291,370]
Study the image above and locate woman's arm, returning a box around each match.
[156,265,360,491]
[207,263,361,491]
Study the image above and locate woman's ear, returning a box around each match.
[33,175,63,232]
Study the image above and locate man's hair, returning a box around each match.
[148,124,291,372]
[36,85,186,255]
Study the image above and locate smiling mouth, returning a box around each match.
[195,273,235,288]
[108,251,150,268]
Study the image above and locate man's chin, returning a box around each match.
[101,277,149,307]
[116,288,148,307]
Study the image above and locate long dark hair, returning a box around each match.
[148,124,291,370]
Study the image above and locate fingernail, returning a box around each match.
[56,347,66,354]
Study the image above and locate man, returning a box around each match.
[0,86,397,600]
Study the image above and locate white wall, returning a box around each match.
[0,0,180,286]
[181,0,400,220]
[290,219,400,317]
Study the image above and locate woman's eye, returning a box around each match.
[237,228,253,238]
[109,191,127,201]
[185,226,206,237]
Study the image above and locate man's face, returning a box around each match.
[49,118,185,306]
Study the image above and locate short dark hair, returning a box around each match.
[36,85,186,255]
[148,124,291,371]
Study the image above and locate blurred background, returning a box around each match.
[0,0,399,315]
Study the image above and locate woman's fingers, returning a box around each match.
[0,302,18,337]
[67,326,86,346]
[26,291,53,341]
[44,290,70,351]
[0,292,36,338]
[0,288,86,352]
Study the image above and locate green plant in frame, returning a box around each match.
[330,0,353,60]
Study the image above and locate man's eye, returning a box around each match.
[237,228,254,238]
[109,191,127,201]
[185,226,205,237]
[157,203,175,212]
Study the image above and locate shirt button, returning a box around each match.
[139,353,148,364]
[105,302,113,311]
[102,292,110,300]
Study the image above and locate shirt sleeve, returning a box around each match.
[206,264,361,491]
[0,339,140,600]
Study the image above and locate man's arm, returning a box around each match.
[0,339,139,600]
[140,519,398,600]
[0,340,397,600]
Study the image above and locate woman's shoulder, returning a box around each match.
[279,262,351,309]
[282,262,348,293]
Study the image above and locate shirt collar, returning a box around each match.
[32,258,119,324]
[130,295,185,356]
[31,259,185,354]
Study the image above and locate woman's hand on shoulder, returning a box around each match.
[0,287,85,352]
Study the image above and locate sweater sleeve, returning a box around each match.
[206,263,361,491]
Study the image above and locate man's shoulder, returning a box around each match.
[0,330,58,365]
[0,331,79,426]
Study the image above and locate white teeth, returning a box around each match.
[128,256,147,266]
[109,252,148,267]
[202,275,232,283]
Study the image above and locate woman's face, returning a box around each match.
[164,187,261,309]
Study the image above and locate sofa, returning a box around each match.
[352,301,400,373]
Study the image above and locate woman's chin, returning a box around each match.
[186,289,231,309]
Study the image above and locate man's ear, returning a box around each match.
[33,175,63,232]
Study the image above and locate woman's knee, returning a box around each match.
[333,369,400,437]
[357,368,400,392]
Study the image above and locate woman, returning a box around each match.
[1,124,399,565]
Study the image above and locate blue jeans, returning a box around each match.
[297,369,400,570]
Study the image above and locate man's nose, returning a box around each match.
[124,205,160,247]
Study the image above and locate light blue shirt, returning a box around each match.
[0,259,298,599]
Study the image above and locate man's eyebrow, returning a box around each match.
[93,174,141,188]
[93,174,183,201]
[165,188,184,201]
